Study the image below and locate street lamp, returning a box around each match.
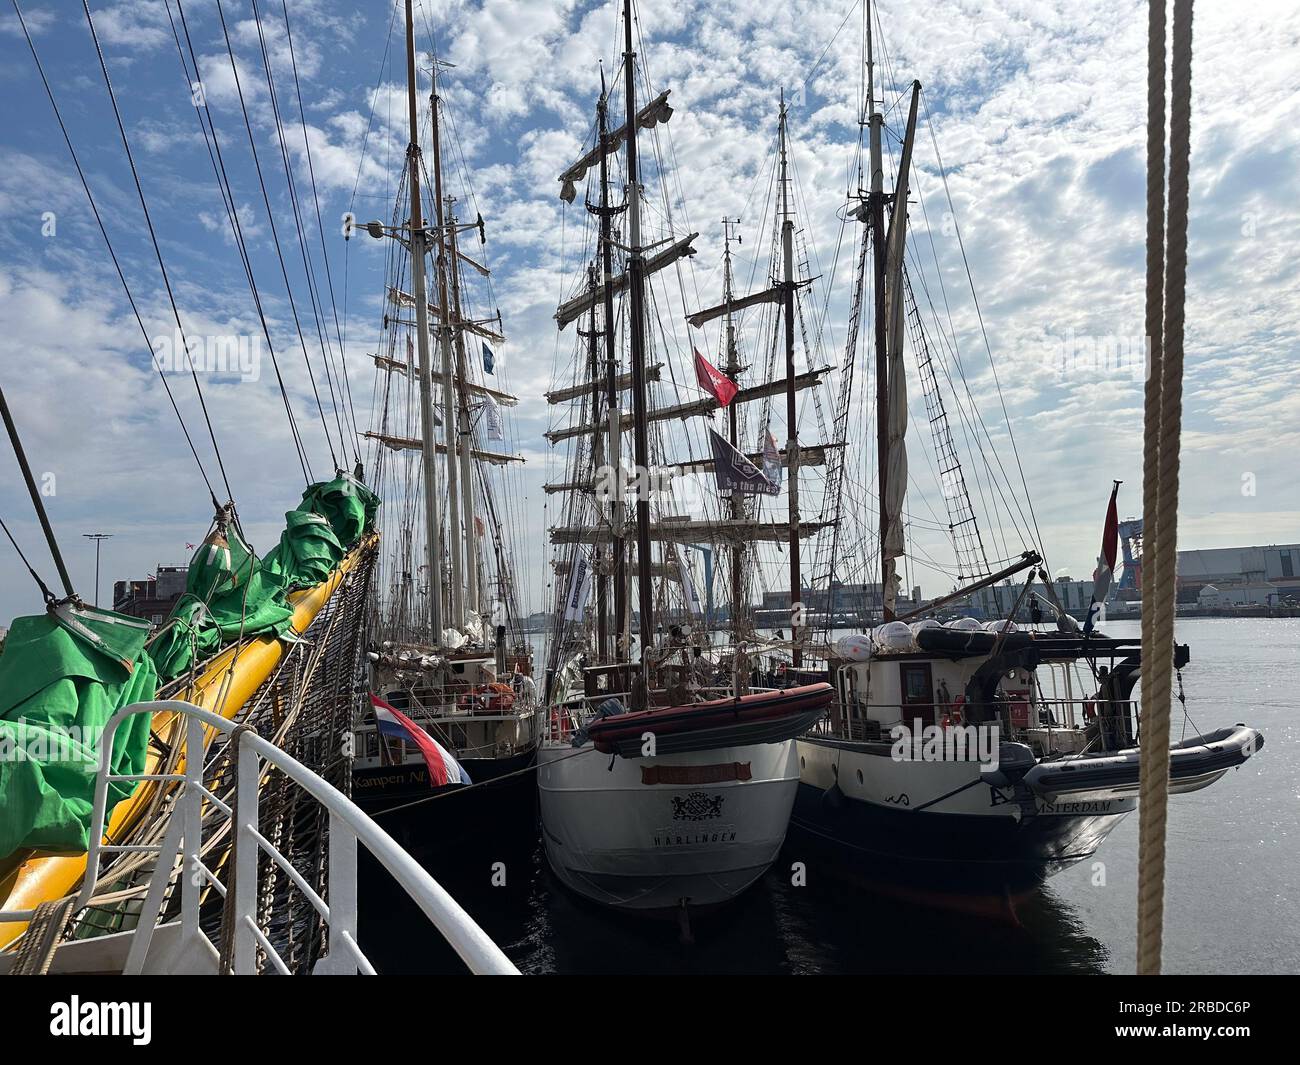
[82,533,112,608]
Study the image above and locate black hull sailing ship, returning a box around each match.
[778,2,1264,913]
[350,2,538,818]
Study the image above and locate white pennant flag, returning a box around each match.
[678,553,703,616]
[483,393,504,441]
[563,552,593,621]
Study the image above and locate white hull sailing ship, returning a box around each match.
[537,0,834,915]
[350,3,538,816]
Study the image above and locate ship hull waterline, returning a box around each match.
[538,738,800,914]
[791,734,1133,915]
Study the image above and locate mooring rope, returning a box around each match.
[1136,0,1194,977]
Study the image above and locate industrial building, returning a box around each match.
[1176,544,1300,603]
[1197,582,1281,609]
[756,580,923,621]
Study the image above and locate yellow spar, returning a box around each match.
[0,538,373,951]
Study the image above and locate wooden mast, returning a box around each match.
[779,96,803,668]
[402,0,443,639]
[622,0,654,707]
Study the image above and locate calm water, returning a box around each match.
[359,619,1299,974]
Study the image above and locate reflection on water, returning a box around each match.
[358,619,1294,975]
[358,809,1108,975]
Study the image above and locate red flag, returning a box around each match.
[1085,481,1121,633]
[694,348,738,407]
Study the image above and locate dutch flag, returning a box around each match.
[369,694,471,787]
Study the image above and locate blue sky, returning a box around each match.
[1,0,1298,624]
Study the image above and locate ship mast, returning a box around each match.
[867,0,890,623]
[597,71,627,662]
[402,0,444,639]
[622,0,653,706]
[444,199,480,624]
[583,262,609,661]
[721,218,745,662]
[865,0,921,621]
[428,57,465,630]
[779,97,802,668]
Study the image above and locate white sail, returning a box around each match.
[677,552,704,615]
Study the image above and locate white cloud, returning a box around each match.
[2,0,1298,624]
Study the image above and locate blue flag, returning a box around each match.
[482,341,495,375]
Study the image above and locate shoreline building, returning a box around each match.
[113,563,188,625]
[1176,544,1300,603]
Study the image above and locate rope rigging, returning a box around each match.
[11,0,224,511]
[213,0,339,474]
[0,382,74,602]
[81,0,236,507]
[247,0,351,465]
[281,0,363,464]
[168,0,314,485]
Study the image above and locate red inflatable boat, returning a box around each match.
[585,682,833,757]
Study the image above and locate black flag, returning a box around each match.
[708,429,779,496]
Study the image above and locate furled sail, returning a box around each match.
[371,352,517,406]
[881,85,920,615]
[549,517,830,545]
[555,234,698,328]
[685,277,813,329]
[558,90,674,204]
[545,364,662,405]
[363,430,525,465]
[670,440,843,474]
[545,367,830,444]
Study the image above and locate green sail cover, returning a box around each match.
[298,473,380,548]
[263,509,344,590]
[0,478,380,859]
[0,604,157,860]
[149,523,294,681]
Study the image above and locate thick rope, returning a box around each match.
[1136,0,1194,976]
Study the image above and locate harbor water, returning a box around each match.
[358,618,1298,974]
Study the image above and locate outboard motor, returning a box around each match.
[980,741,1036,788]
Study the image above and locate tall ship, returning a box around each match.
[536,0,842,916]
[785,0,1265,913]
[349,10,539,815]
[0,0,514,974]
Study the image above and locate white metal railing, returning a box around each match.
[1,699,518,975]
